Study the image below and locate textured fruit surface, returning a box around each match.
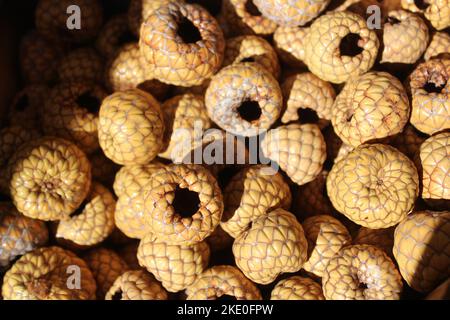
[354,227,395,257]
[273,26,308,65]
[128,0,172,36]
[327,144,419,229]
[323,244,403,300]
[381,10,428,64]
[408,59,450,135]
[9,137,92,221]
[223,35,280,78]
[419,132,450,200]
[35,0,103,43]
[114,163,164,239]
[302,215,351,277]
[401,0,449,30]
[205,62,282,137]
[137,234,210,292]
[388,124,426,160]
[304,11,379,84]
[185,265,262,300]
[332,71,410,148]
[425,32,450,61]
[0,202,48,267]
[1,246,96,300]
[8,84,47,130]
[393,211,450,293]
[105,270,168,300]
[221,165,292,238]
[139,2,225,86]
[143,164,223,244]
[271,276,324,300]
[98,89,165,165]
[96,14,131,58]
[57,48,104,84]
[233,208,308,284]
[253,0,330,26]
[56,182,116,246]
[281,72,335,129]
[261,123,326,186]
[159,94,212,161]
[43,82,107,153]
[84,247,129,298]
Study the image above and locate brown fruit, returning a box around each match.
[57,48,104,84]
[270,276,324,300]
[8,85,47,130]
[354,227,395,258]
[96,14,134,58]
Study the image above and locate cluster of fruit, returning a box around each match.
[0,0,449,300]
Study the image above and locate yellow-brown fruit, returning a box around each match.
[408,59,450,135]
[401,0,449,30]
[137,234,210,292]
[35,0,103,43]
[331,71,410,148]
[55,182,116,246]
[419,132,450,200]
[233,208,308,284]
[302,215,352,278]
[221,165,292,238]
[304,11,379,84]
[354,227,395,257]
[19,31,63,84]
[143,164,223,244]
[84,247,129,299]
[425,32,450,61]
[323,244,403,300]
[185,265,262,300]
[223,35,280,78]
[205,62,282,137]
[270,276,324,300]
[105,270,168,300]
[381,10,429,64]
[158,94,212,161]
[57,48,104,84]
[9,137,92,221]
[281,73,335,129]
[128,0,173,36]
[96,14,133,58]
[326,144,419,229]
[8,85,47,130]
[273,26,308,66]
[261,123,326,186]
[43,82,107,154]
[113,163,165,239]
[98,89,165,165]
[253,0,330,26]
[0,202,48,267]
[139,2,225,86]
[393,211,450,293]
[2,246,96,300]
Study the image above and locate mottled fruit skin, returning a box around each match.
[139,2,225,86]
[401,0,450,30]
[205,62,282,137]
[137,234,210,292]
[84,247,129,299]
[419,132,450,200]
[0,202,48,267]
[185,265,262,300]
[35,0,103,43]
[302,215,352,278]
[327,144,419,229]
[98,89,165,165]
[253,0,330,27]
[233,208,308,284]
[271,276,324,300]
[323,244,403,300]
[221,165,292,238]
[57,48,104,84]
[304,11,379,84]
[425,32,450,61]
[8,137,92,221]
[393,211,450,293]
[408,59,450,135]
[105,270,168,300]
[261,123,326,186]
[331,71,410,148]
[2,246,96,300]
[273,26,308,66]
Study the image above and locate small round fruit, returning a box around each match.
[401,0,449,30]
[9,137,92,221]
[425,32,450,61]
[57,48,104,84]
[326,144,419,229]
[393,211,450,293]
[323,244,403,300]
[96,14,134,58]
[271,276,324,300]
[98,89,165,165]
[354,227,395,258]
